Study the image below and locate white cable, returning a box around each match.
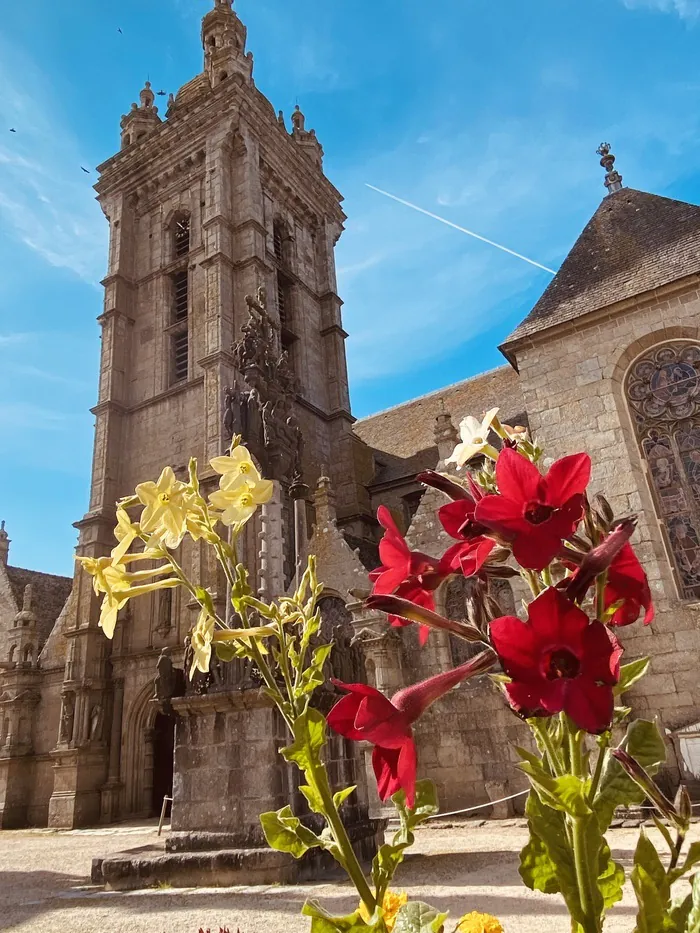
[425,790,529,820]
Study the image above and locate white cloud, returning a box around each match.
[621,0,700,19]
[0,40,106,284]
[0,403,70,431]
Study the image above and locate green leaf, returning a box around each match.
[688,873,700,933]
[372,842,407,903]
[281,708,327,771]
[594,719,667,831]
[301,899,374,933]
[553,774,592,817]
[634,830,670,907]
[392,779,439,826]
[393,901,449,933]
[259,805,322,859]
[520,790,586,926]
[632,864,667,933]
[519,829,560,895]
[333,785,357,809]
[653,815,676,856]
[299,783,324,815]
[669,841,700,885]
[598,841,625,909]
[665,894,693,933]
[615,657,650,696]
[214,641,238,662]
[373,781,439,902]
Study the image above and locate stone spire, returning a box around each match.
[120,80,162,150]
[14,585,36,629]
[202,0,253,87]
[290,105,324,167]
[0,520,9,567]
[314,471,337,526]
[597,142,623,195]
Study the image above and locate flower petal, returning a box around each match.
[564,679,614,734]
[495,448,543,503]
[544,453,591,507]
[475,494,529,536]
[526,587,588,652]
[490,615,539,680]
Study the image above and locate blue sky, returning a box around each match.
[2,0,700,574]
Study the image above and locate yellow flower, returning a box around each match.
[210,445,262,483]
[99,588,130,639]
[456,911,504,933]
[111,507,139,562]
[190,608,215,678]
[359,891,407,932]
[209,475,273,526]
[446,408,500,467]
[135,466,191,549]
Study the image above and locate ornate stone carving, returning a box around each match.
[59,693,75,745]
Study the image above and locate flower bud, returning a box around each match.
[365,594,484,642]
[417,470,473,501]
[611,749,683,828]
[566,517,638,604]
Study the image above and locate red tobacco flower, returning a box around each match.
[328,651,496,807]
[490,587,623,734]
[565,518,637,604]
[370,505,444,644]
[475,448,591,570]
[605,543,654,626]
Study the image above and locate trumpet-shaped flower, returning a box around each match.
[112,507,139,562]
[190,608,215,678]
[605,543,655,626]
[475,448,590,570]
[490,587,622,734]
[136,466,192,549]
[446,408,500,467]
[328,651,495,807]
[209,475,274,526]
[210,445,262,483]
[369,506,444,644]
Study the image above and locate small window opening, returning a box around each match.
[219,71,228,82]
[172,331,189,383]
[273,221,285,263]
[22,644,32,663]
[172,270,189,323]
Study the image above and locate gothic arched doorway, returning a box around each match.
[150,711,175,815]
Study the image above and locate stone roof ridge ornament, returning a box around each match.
[596,142,623,195]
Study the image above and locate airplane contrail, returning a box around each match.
[365,183,557,275]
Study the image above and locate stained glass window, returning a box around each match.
[626,342,700,599]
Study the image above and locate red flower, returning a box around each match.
[370,505,444,644]
[490,587,622,734]
[328,651,496,807]
[605,543,654,626]
[475,448,591,570]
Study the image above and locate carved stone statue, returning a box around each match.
[223,385,243,439]
[59,693,75,744]
[154,647,175,700]
[155,589,172,639]
[89,703,104,742]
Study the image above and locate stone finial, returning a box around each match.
[0,520,9,567]
[434,409,459,463]
[215,0,233,7]
[596,142,623,195]
[14,584,36,629]
[291,104,306,133]
[139,81,156,111]
[315,472,337,526]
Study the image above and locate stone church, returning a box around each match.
[2,0,700,841]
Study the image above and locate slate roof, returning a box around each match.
[354,365,525,482]
[6,566,72,650]
[502,188,700,351]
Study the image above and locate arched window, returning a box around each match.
[626,341,700,598]
[22,644,33,664]
[8,645,16,664]
[443,576,482,665]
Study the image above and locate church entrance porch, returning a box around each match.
[150,711,175,817]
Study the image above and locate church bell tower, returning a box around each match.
[47,0,367,829]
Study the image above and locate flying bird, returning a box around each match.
[117,27,123,34]
[9,128,16,133]
[81,166,90,174]
[156,90,166,96]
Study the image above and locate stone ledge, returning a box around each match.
[97,845,295,890]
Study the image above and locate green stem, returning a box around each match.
[595,571,608,622]
[533,720,564,777]
[523,570,542,597]
[568,728,601,933]
[588,734,610,804]
[306,753,375,913]
[541,565,553,588]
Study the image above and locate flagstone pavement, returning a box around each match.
[1,818,696,932]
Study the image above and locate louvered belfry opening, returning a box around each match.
[172,270,189,323]
[172,330,189,383]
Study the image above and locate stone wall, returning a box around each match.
[511,282,700,746]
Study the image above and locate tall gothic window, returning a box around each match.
[626,341,700,599]
[173,215,190,259]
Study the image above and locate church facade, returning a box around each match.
[1,0,700,833]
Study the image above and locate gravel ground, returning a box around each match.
[1,819,696,932]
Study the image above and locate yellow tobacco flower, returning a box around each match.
[209,475,274,526]
[135,466,191,549]
[111,507,139,562]
[456,911,504,933]
[359,891,407,932]
[210,445,262,483]
[190,608,215,678]
[446,408,500,467]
